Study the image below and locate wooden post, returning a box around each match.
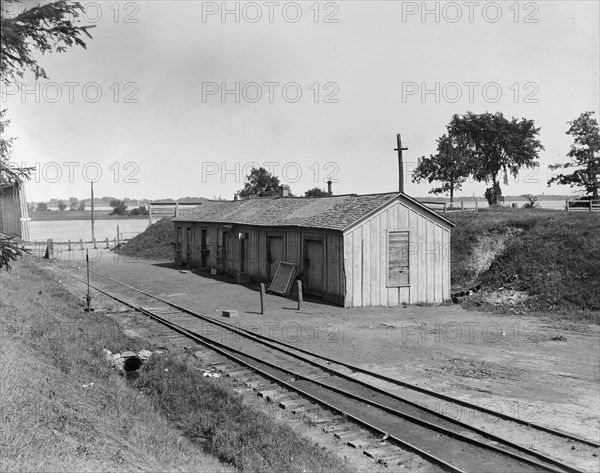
[93,237,97,249]
[175,202,180,217]
[44,239,54,259]
[68,239,72,251]
[80,239,84,250]
[566,199,570,212]
[260,283,266,314]
[297,280,303,311]
[90,181,95,245]
[394,134,408,193]
[590,199,593,212]
[148,204,152,226]
[461,201,464,213]
[443,202,447,213]
[84,249,93,312]
[475,201,479,213]
[117,225,120,248]
[105,237,109,249]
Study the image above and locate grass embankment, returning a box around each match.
[451,208,600,316]
[0,262,352,473]
[136,357,352,473]
[117,217,174,260]
[30,211,148,221]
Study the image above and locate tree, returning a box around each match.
[521,194,540,209]
[1,1,93,269]
[35,202,48,211]
[412,134,470,203]
[77,201,85,211]
[57,199,67,211]
[547,111,600,199]
[68,196,78,211]
[447,112,544,205]
[109,199,128,215]
[304,187,329,197]
[1,0,94,84]
[0,111,31,187]
[238,167,283,198]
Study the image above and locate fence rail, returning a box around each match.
[566,199,600,212]
[148,202,204,224]
[420,201,479,214]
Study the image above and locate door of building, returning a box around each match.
[304,239,324,295]
[268,236,284,280]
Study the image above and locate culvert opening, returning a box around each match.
[123,356,142,372]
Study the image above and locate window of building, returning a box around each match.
[387,230,410,287]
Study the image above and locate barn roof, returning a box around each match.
[172,192,455,231]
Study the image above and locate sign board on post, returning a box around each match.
[268,262,297,295]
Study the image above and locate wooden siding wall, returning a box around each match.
[343,200,451,307]
[0,186,29,240]
[174,223,345,305]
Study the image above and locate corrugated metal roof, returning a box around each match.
[172,192,455,231]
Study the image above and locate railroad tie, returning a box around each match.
[363,446,399,461]
[267,392,297,404]
[227,369,255,379]
[346,437,382,450]
[322,424,353,434]
[334,430,365,441]
[304,412,339,424]
[279,399,311,410]
[244,379,271,389]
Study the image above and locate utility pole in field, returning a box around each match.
[91,181,96,248]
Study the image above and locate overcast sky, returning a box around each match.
[2,0,599,202]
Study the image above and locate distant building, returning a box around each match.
[0,184,30,241]
[172,189,454,307]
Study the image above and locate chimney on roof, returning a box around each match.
[280,185,290,197]
[327,180,332,196]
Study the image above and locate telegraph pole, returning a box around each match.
[91,181,96,248]
[394,133,408,193]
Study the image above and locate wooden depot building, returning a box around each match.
[172,189,455,307]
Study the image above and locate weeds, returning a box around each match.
[451,209,600,315]
[135,355,353,473]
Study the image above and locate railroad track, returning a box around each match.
[59,266,599,472]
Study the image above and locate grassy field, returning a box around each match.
[451,208,600,317]
[0,262,353,473]
[30,211,148,221]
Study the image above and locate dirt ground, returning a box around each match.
[50,251,600,469]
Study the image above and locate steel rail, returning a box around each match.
[85,267,600,449]
[60,270,464,473]
[78,272,592,471]
[63,269,583,472]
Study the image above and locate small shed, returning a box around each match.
[172,192,454,307]
[0,184,30,241]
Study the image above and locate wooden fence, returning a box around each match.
[566,199,600,212]
[420,201,479,214]
[148,202,205,225]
